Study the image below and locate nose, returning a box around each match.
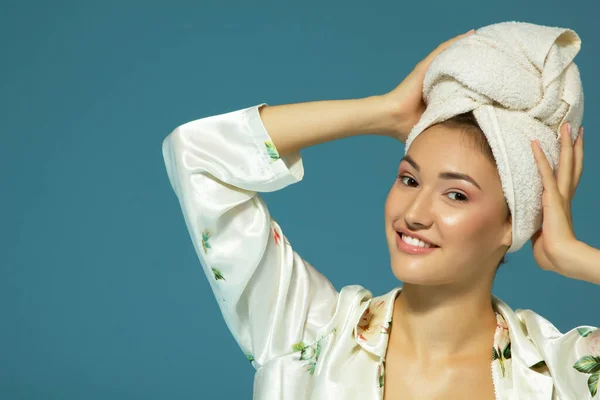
[404,189,434,229]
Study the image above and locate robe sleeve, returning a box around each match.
[162,104,339,368]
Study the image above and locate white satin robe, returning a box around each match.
[162,104,600,400]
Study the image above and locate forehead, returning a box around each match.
[406,124,497,176]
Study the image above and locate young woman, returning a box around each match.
[162,30,597,399]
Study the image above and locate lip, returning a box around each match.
[396,228,439,247]
[396,231,439,255]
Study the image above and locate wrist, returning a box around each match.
[553,239,587,280]
[364,95,407,140]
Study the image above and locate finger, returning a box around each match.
[444,30,476,45]
[531,140,561,199]
[572,126,584,197]
[557,122,574,198]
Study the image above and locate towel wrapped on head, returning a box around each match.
[405,21,584,253]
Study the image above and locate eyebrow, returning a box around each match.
[401,155,483,191]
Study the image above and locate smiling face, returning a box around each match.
[384,120,513,286]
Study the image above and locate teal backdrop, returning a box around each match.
[2,1,598,398]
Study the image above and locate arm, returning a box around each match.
[554,240,600,284]
[162,98,399,368]
[260,96,401,156]
[261,29,478,156]
[162,31,475,367]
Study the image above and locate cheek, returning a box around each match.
[385,185,405,219]
[437,205,501,243]
[384,187,395,215]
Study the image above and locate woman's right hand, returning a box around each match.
[381,29,476,142]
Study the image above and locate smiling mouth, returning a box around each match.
[397,232,440,249]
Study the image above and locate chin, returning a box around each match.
[390,268,450,286]
[389,253,456,286]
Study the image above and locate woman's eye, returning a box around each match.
[398,174,417,187]
[447,192,468,202]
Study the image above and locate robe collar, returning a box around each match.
[352,286,554,399]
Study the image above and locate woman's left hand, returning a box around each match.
[530,122,584,277]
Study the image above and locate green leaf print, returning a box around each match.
[378,360,386,388]
[574,356,600,374]
[491,324,512,378]
[264,141,280,162]
[578,327,597,337]
[588,373,599,397]
[503,343,511,359]
[573,332,600,396]
[212,267,226,281]
[292,342,306,352]
[245,353,254,362]
[574,355,600,396]
[300,346,315,361]
[292,330,336,376]
[201,230,211,253]
[305,362,316,375]
[315,340,322,360]
[493,344,511,378]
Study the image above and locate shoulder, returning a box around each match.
[516,307,598,350]
[516,307,600,398]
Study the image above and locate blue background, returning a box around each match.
[2,1,598,398]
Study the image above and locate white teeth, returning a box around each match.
[402,233,433,248]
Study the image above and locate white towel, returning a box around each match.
[405,21,584,253]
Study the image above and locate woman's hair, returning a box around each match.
[441,112,508,267]
[443,112,497,165]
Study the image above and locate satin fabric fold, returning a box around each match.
[163,104,596,399]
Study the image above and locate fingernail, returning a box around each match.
[466,29,475,34]
[581,126,584,138]
[567,122,572,135]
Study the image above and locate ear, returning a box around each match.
[500,212,513,248]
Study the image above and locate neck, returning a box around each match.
[391,281,497,362]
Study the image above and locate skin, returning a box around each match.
[381,123,511,399]
[385,124,512,288]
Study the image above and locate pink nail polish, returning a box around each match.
[568,123,572,135]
